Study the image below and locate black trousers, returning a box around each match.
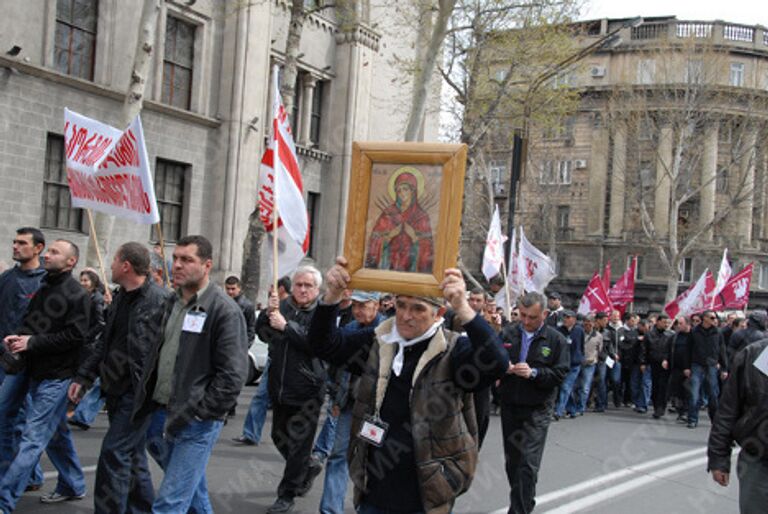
[474,386,491,448]
[501,403,552,514]
[650,362,670,415]
[271,398,322,499]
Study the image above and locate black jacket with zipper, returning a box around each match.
[133,283,248,434]
[258,296,326,406]
[20,270,90,381]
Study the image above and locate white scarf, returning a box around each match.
[379,319,444,376]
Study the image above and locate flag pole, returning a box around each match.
[499,257,512,321]
[154,222,172,289]
[85,209,110,291]
[271,64,280,297]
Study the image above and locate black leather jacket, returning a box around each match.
[727,317,766,365]
[645,327,675,364]
[259,296,327,406]
[133,283,248,434]
[708,339,768,472]
[76,279,170,395]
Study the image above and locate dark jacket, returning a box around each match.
[19,270,90,381]
[727,313,767,365]
[259,296,326,406]
[499,323,569,406]
[618,326,645,366]
[76,279,170,394]
[234,294,257,344]
[688,324,728,371]
[599,324,621,361]
[708,339,768,472]
[309,303,507,514]
[671,331,691,370]
[134,283,248,434]
[0,265,46,339]
[645,326,675,364]
[85,290,106,349]
[558,324,584,368]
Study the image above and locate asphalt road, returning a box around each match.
[15,386,739,513]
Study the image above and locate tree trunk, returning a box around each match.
[664,274,679,306]
[281,0,307,116]
[404,0,455,141]
[86,0,162,268]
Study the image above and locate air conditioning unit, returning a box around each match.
[590,66,606,78]
[574,159,588,169]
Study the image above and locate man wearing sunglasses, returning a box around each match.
[684,310,728,429]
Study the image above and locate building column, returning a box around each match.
[300,75,317,146]
[736,129,757,246]
[654,124,673,238]
[699,123,718,241]
[587,122,609,236]
[608,122,627,238]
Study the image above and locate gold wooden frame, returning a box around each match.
[343,141,467,297]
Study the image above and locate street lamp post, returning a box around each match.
[506,16,643,244]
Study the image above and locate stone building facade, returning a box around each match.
[0,0,439,297]
[481,17,768,312]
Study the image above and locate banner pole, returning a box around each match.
[500,257,512,321]
[271,63,280,299]
[85,209,110,291]
[154,223,172,289]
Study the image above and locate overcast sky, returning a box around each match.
[582,0,765,27]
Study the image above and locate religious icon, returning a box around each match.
[343,142,467,297]
[364,165,440,274]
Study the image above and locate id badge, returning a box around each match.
[359,415,389,447]
[182,311,207,333]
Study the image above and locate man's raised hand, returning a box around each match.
[324,257,351,304]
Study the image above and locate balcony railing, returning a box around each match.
[631,23,667,40]
[723,24,754,42]
[676,22,713,38]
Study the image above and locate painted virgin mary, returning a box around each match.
[365,169,434,273]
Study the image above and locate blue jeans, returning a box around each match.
[555,366,580,417]
[0,372,59,488]
[630,366,647,411]
[688,363,720,425]
[93,392,154,514]
[320,407,353,514]
[71,377,106,427]
[0,378,85,512]
[242,360,271,443]
[149,412,223,514]
[313,401,339,461]
[568,363,596,415]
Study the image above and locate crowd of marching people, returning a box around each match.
[1,225,767,514]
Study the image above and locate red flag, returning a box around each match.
[608,257,636,308]
[712,263,753,311]
[602,261,611,291]
[577,272,613,316]
[665,270,715,319]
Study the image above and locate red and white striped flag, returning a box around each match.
[482,205,506,281]
[257,67,310,279]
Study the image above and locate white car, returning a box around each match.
[247,335,269,385]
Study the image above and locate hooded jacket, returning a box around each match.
[0,265,46,340]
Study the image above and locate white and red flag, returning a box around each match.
[495,227,524,312]
[518,227,557,294]
[712,249,732,304]
[64,108,159,224]
[257,67,309,279]
[665,269,715,318]
[608,257,636,310]
[577,272,613,315]
[712,263,753,311]
[482,205,506,281]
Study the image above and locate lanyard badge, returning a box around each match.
[359,414,389,447]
